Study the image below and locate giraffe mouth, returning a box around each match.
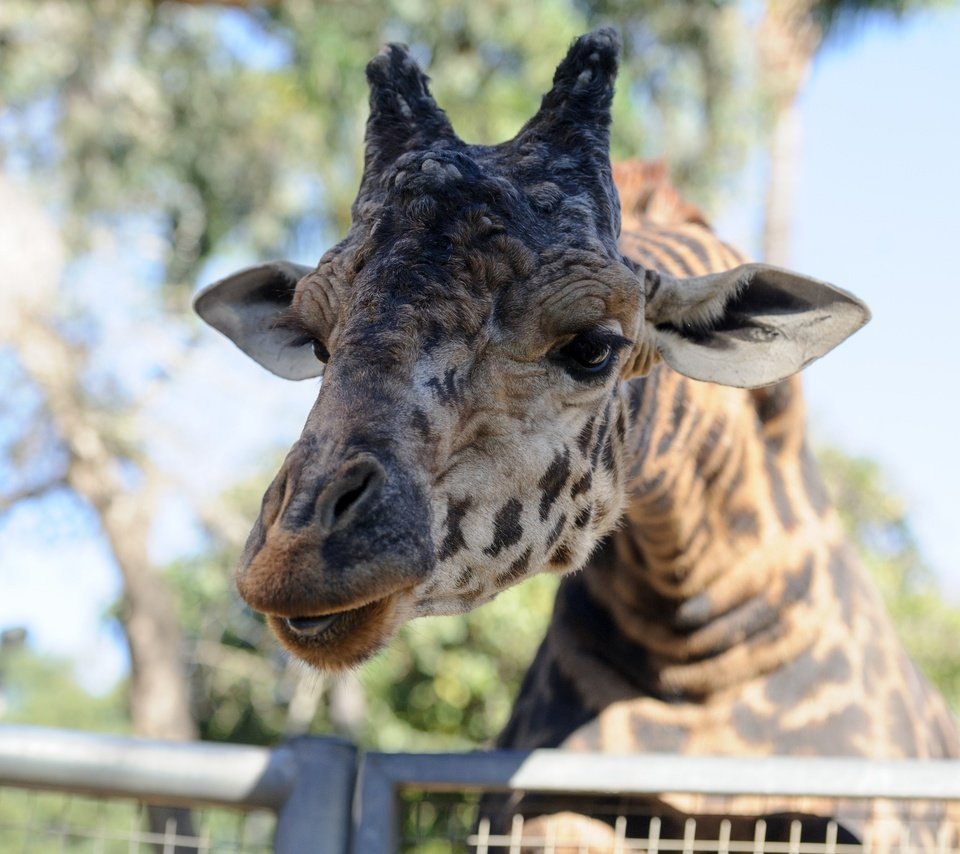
[283,613,343,638]
[266,591,408,669]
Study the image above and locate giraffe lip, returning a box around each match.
[265,586,416,669]
[283,613,342,638]
[279,598,378,639]
[271,592,399,647]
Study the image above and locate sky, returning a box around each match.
[1,8,959,694]
[788,9,960,596]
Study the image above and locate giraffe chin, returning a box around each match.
[266,592,410,670]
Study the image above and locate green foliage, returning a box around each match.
[0,2,323,287]
[164,540,556,749]
[0,0,753,294]
[818,447,960,710]
[812,0,955,37]
[356,574,558,750]
[164,550,300,745]
[0,647,128,733]
[0,788,274,853]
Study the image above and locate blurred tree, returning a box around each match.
[0,645,129,733]
[355,574,560,749]
[757,0,952,264]
[0,0,756,286]
[263,0,753,220]
[818,448,960,710]
[0,161,204,849]
[0,171,196,746]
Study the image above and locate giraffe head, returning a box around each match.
[196,30,869,669]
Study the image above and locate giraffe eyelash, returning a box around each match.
[274,305,319,348]
[555,328,633,352]
[273,306,331,363]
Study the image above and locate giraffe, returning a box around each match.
[195,30,959,849]
[485,159,960,850]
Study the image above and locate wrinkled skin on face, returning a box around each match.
[195,30,868,669]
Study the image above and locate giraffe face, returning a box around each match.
[195,32,869,669]
[229,148,645,669]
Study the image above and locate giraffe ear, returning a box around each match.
[644,263,870,389]
[194,261,323,381]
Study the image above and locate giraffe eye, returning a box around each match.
[553,330,627,380]
[312,340,330,363]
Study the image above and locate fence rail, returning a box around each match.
[2,724,960,852]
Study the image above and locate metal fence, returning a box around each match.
[2,725,960,853]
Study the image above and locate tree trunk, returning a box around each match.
[762,94,803,266]
[757,1,822,265]
[1,174,197,850]
[20,321,200,852]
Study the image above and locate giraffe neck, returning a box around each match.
[570,367,848,702]
[499,366,960,760]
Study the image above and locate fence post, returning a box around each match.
[350,752,398,854]
[273,736,358,854]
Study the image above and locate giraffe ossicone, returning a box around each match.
[195,30,868,671]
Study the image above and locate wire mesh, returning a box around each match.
[398,790,960,854]
[0,786,275,853]
[400,792,482,854]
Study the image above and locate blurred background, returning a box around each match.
[0,0,957,754]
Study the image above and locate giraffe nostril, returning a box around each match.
[320,455,386,531]
[284,613,342,638]
[332,471,374,521]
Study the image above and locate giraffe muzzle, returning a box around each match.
[235,441,435,667]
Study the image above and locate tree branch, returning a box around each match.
[0,476,68,517]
